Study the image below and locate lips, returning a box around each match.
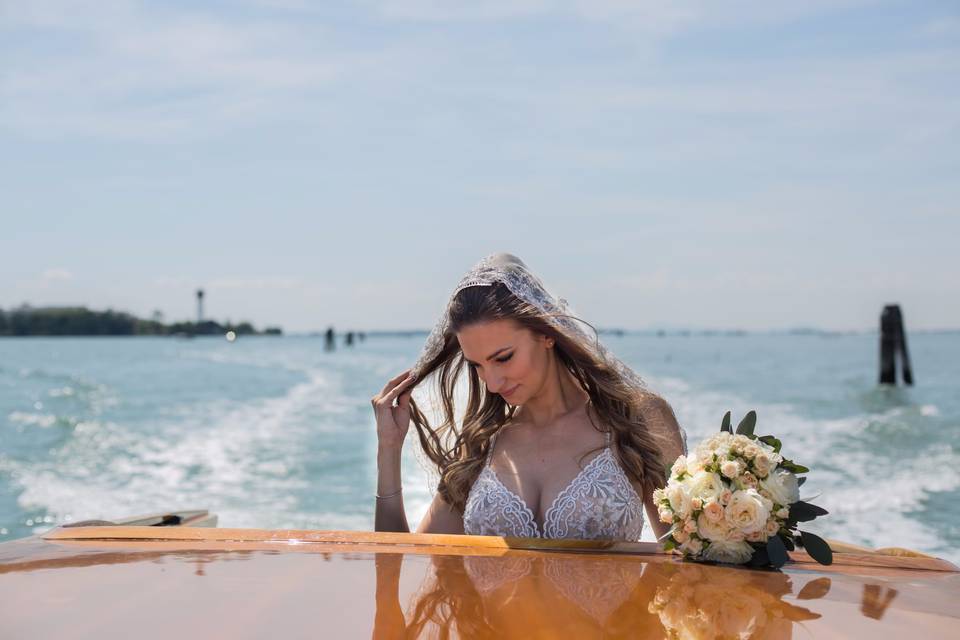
[501,385,519,399]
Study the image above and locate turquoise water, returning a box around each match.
[1,334,957,562]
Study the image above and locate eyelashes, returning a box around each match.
[467,353,513,369]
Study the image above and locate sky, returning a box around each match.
[1,0,958,332]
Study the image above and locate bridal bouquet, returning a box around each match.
[648,564,822,639]
[654,411,832,568]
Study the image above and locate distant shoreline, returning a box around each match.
[0,306,282,337]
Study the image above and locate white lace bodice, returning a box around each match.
[463,431,645,540]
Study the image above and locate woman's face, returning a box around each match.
[456,319,553,405]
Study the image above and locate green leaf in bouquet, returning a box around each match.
[736,410,757,437]
[789,501,829,522]
[758,435,782,453]
[781,534,795,551]
[663,538,676,551]
[780,459,810,474]
[720,411,732,433]
[766,534,789,568]
[748,545,770,567]
[799,531,833,565]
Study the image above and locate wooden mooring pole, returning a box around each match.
[879,305,914,386]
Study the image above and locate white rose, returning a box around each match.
[687,470,725,503]
[759,469,800,507]
[696,512,732,542]
[702,539,754,564]
[653,487,665,503]
[658,507,674,524]
[776,506,790,520]
[703,500,725,523]
[673,529,689,544]
[719,489,733,505]
[666,482,693,519]
[720,460,741,479]
[671,455,688,478]
[725,489,772,534]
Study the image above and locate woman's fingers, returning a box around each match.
[377,369,411,397]
[396,389,412,410]
[381,373,415,407]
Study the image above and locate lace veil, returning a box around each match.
[410,252,646,390]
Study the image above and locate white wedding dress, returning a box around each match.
[463,431,646,541]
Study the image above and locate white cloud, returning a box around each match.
[0,1,374,140]
[41,268,74,282]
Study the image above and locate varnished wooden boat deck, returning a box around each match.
[1,526,957,638]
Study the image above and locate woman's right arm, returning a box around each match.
[372,370,416,532]
[371,369,464,534]
[416,492,464,534]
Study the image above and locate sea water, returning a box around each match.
[1,333,957,562]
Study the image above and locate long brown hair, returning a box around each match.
[408,282,668,513]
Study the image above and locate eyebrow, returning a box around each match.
[463,346,512,365]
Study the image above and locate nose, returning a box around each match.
[485,373,507,394]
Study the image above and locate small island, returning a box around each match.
[0,305,282,337]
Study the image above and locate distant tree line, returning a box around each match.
[0,306,282,337]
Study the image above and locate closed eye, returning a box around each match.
[466,352,513,368]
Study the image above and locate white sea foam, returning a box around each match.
[13,367,355,532]
[8,411,58,428]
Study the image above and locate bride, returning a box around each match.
[371,253,686,540]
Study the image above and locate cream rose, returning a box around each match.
[702,539,754,564]
[696,512,732,542]
[673,529,689,544]
[719,489,733,505]
[759,469,800,507]
[753,453,774,478]
[703,500,725,523]
[736,472,759,490]
[725,489,772,534]
[720,460,741,479]
[659,507,674,524]
[686,454,705,475]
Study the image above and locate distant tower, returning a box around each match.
[196,289,205,324]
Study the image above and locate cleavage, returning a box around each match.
[488,447,607,529]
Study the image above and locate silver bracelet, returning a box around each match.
[376,488,403,500]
